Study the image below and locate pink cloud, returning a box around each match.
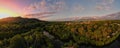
[25,12,55,16]
[23,0,67,19]
[25,0,67,13]
[24,12,56,17]
[23,12,56,20]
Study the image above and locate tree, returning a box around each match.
[9,34,26,48]
[0,40,3,48]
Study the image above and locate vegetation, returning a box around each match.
[0,17,120,48]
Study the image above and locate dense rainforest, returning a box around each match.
[0,17,120,48]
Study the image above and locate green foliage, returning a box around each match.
[10,34,26,48]
[0,17,120,48]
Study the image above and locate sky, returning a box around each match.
[0,0,120,20]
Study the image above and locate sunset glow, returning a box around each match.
[0,7,20,18]
[0,0,120,20]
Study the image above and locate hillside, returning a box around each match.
[0,17,120,48]
[0,17,42,24]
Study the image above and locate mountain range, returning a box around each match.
[79,12,120,21]
[101,12,120,20]
[54,12,120,21]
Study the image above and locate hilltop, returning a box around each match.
[0,17,42,24]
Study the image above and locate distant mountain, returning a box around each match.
[78,16,99,21]
[76,12,120,21]
[101,12,120,20]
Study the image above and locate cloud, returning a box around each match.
[24,12,56,18]
[50,0,67,12]
[95,5,111,11]
[23,0,67,19]
[72,4,84,12]
[25,12,56,16]
[25,0,67,13]
[104,0,114,4]
[26,0,48,12]
[95,0,115,11]
[96,5,104,10]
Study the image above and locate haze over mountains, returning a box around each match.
[80,12,120,20]
[101,12,120,20]
[53,12,120,21]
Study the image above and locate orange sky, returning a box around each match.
[0,0,23,17]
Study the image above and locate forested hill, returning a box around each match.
[0,17,42,24]
[0,17,120,48]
